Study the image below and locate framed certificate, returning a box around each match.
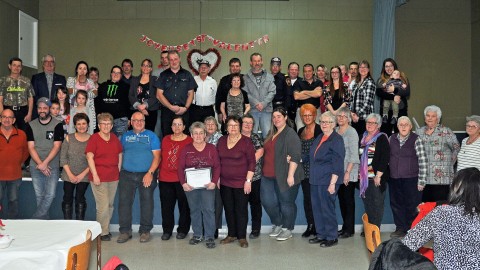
[185,167,212,189]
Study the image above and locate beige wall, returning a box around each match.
[472,0,480,115]
[33,0,472,129]
[0,0,39,78]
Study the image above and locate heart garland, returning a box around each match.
[187,48,222,76]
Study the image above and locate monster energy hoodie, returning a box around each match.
[95,79,131,119]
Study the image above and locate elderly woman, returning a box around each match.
[416,105,460,202]
[85,113,122,241]
[204,116,223,239]
[307,111,345,248]
[335,107,359,238]
[178,122,221,249]
[349,60,376,138]
[324,66,351,115]
[376,58,410,134]
[359,113,390,228]
[297,104,321,238]
[60,113,91,220]
[389,116,428,238]
[457,115,480,171]
[217,116,255,248]
[403,167,480,270]
[241,113,264,239]
[261,108,304,241]
[129,59,160,131]
[158,116,193,241]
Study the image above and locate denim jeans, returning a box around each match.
[251,110,272,139]
[311,184,339,240]
[0,179,22,219]
[260,176,300,230]
[113,117,129,138]
[30,167,60,219]
[118,170,157,234]
[185,188,216,239]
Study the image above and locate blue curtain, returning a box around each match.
[372,0,407,113]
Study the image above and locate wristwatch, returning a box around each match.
[148,170,154,175]
[246,178,252,183]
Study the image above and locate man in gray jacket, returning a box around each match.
[243,53,276,138]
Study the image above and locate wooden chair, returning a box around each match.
[67,230,92,270]
[362,213,381,259]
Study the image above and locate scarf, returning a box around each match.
[359,130,386,198]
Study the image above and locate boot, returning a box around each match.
[62,202,73,220]
[302,224,315,238]
[76,202,87,220]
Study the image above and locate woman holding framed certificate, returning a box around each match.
[178,121,221,249]
[217,115,256,248]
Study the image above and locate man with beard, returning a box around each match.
[25,97,64,219]
[243,53,276,138]
[270,57,288,111]
[152,51,170,77]
[95,65,131,138]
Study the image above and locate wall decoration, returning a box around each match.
[187,48,221,75]
[140,34,269,52]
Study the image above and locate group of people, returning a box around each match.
[0,51,479,266]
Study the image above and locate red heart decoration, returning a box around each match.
[187,48,222,76]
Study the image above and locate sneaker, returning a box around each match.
[205,238,216,249]
[390,116,398,125]
[140,232,151,243]
[382,115,388,123]
[189,236,203,245]
[269,225,283,237]
[116,232,132,243]
[276,229,293,241]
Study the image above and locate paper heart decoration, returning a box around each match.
[187,48,222,75]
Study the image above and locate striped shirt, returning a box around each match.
[457,137,480,171]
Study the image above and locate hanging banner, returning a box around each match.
[139,34,269,52]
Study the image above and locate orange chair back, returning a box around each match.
[362,213,381,257]
[67,230,92,270]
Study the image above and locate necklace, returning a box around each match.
[466,134,480,145]
[228,134,241,143]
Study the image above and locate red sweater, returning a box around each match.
[177,143,221,185]
[217,135,256,188]
[85,133,122,182]
[159,135,193,182]
[0,128,29,180]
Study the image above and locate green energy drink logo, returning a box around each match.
[107,84,118,97]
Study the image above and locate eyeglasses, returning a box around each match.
[99,122,112,126]
[172,123,184,127]
[466,125,479,129]
[398,124,410,127]
[330,71,339,74]
[366,121,378,125]
[385,64,394,68]
[302,115,313,118]
[320,121,334,125]
[243,122,254,125]
[228,124,239,128]
[336,115,347,119]
[141,65,152,68]
[192,132,205,135]
[0,116,14,120]
[111,72,122,75]
[131,119,145,123]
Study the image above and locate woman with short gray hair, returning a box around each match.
[457,115,480,171]
[416,105,459,202]
[358,113,389,227]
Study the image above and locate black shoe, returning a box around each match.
[249,230,260,239]
[360,231,365,237]
[302,224,315,238]
[339,232,353,239]
[308,237,325,244]
[320,239,338,248]
[176,232,187,239]
[337,230,344,236]
[390,116,397,125]
[214,229,219,239]
[100,233,112,241]
[382,115,388,123]
[161,233,172,240]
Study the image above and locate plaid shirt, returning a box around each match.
[397,133,428,186]
[416,125,460,185]
[349,76,375,120]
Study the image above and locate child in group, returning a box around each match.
[382,70,408,124]
[50,100,68,137]
[69,90,95,134]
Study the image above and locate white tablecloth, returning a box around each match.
[0,219,101,270]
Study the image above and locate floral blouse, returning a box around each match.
[415,125,460,185]
[323,83,352,110]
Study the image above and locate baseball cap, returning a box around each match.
[271,57,281,66]
[37,97,52,107]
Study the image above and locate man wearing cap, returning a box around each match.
[0,57,35,132]
[243,53,276,138]
[190,61,217,124]
[155,50,197,136]
[270,57,288,111]
[25,97,64,219]
[31,54,66,118]
[0,109,29,219]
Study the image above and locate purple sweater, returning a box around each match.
[177,143,221,185]
[217,135,256,188]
